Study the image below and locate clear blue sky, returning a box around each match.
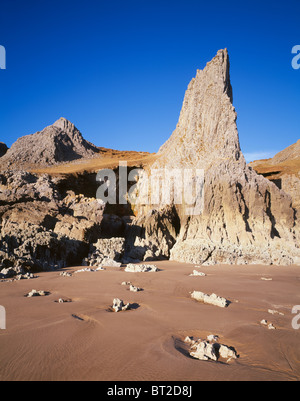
[0,0,299,162]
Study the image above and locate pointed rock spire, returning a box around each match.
[130,49,300,266]
[157,49,240,169]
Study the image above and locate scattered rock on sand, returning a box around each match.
[191,291,230,308]
[56,298,72,303]
[112,298,131,312]
[268,309,284,316]
[189,270,206,277]
[1,269,37,282]
[60,271,73,277]
[125,264,158,273]
[0,266,37,281]
[26,289,50,297]
[17,272,37,280]
[74,267,105,274]
[260,319,276,329]
[121,281,142,292]
[129,284,142,292]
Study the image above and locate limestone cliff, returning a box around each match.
[129,49,300,265]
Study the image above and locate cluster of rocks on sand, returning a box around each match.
[0,266,37,281]
[260,320,276,330]
[121,281,143,292]
[26,289,50,297]
[184,335,238,363]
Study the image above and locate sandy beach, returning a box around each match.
[0,261,299,381]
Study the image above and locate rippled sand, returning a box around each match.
[0,261,299,381]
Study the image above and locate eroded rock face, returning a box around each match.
[125,206,180,262]
[0,220,88,272]
[280,173,300,212]
[0,170,105,272]
[249,140,300,213]
[83,237,125,267]
[131,49,300,266]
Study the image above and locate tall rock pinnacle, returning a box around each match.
[157,49,240,169]
[130,49,300,265]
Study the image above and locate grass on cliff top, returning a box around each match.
[29,148,157,176]
[249,158,300,180]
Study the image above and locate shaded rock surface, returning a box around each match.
[83,237,125,267]
[125,206,180,262]
[249,140,300,213]
[0,170,107,272]
[0,142,8,158]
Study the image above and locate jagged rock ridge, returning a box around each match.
[269,139,300,165]
[1,117,99,168]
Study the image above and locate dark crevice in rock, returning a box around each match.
[264,190,281,239]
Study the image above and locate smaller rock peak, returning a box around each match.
[52,117,76,133]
